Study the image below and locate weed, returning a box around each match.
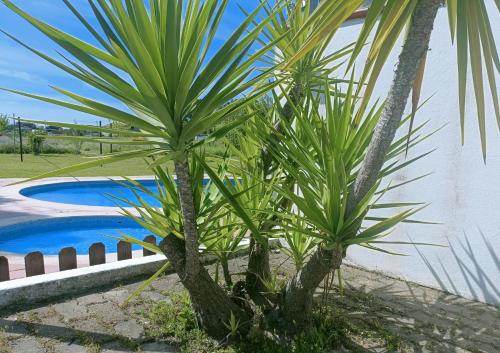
[148,292,197,340]
[0,331,10,353]
[144,292,405,353]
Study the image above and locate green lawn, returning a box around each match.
[0,154,157,178]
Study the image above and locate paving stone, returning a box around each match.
[87,302,128,324]
[71,317,113,343]
[140,291,167,303]
[141,341,178,353]
[151,278,183,293]
[21,306,55,320]
[114,320,144,340]
[52,341,88,353]
[34,315,74,340]
[76,293,107,306]
[0,319,29,339]
[2,254,499,353]
[102,289,131,304]
[101,340,135,353]
[53,301,88,321]
[9,336,46,353]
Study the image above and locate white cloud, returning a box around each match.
[0,68,37,82]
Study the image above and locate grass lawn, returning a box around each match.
[0,153,157,178]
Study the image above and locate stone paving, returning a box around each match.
[0,254,499,353]
[331,262,500,353]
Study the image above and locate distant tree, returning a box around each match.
[29,129,47,155]
[0,115,9,136]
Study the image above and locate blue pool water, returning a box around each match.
[0,216,155,255]
[21,179,162,207]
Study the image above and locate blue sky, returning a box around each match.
[0,0,258,124]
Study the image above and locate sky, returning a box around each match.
[0,0,259,125]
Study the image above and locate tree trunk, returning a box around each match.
[245,84,304,295]
[279,245,343,329]
[174,158,200,280]
[281,0,441,327]
[221,257,233,287]
[160,236,250,338]
[346,0,442,214]
[171,158,250,337]
[245,237,271,294]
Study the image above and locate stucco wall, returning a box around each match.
[328,2,500,305]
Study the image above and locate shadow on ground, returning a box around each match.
[415,229,500,307]
[1,254,498,352]
[326,260,500,353]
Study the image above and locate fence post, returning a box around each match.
[17,117,23,162]
[117,241,132,261]
[109,121,113,153]
[0,256,9,282]
[143,235,156,256]
[25,252,44,277]
[99,121,103,156]
[89,243,105,266]
[59,247,77,271]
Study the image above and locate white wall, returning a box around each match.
[328,2,500,305]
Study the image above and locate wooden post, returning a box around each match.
[17,118,23,162]
[143,235,156,256]
[59,247,77,271]
[117,241,132,261]
[25,252,44,277]
[0,256,9,282]
[89,243,105,266]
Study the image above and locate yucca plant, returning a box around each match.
[277,215,318,271]
[1,0,288,336]
[222,115,282,296]
[269,3,499,317]
[300,0,499,218]
[116,77,433,329]
[0,0,358,336]
[1,0,442,340]
[260,80,434,325]
[241,0,358,297]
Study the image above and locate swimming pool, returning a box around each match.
[0,216,155,255]
[20,179,161,207]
